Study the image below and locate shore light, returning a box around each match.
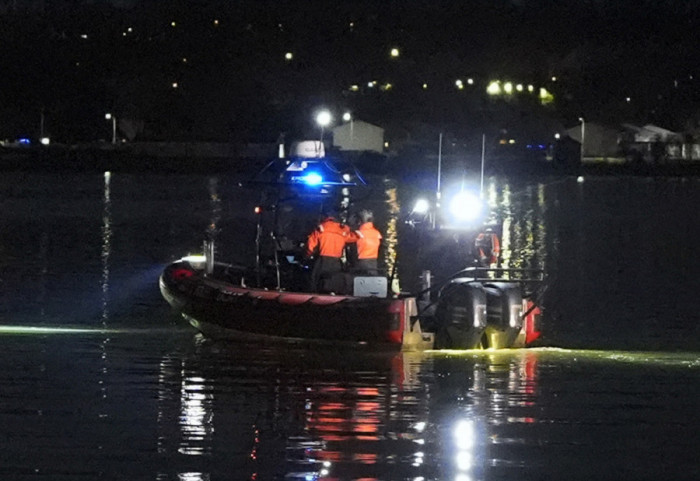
[390,48,400,57]
[342,112,352,122]
[315,110,332,155]
[105,113,116,145]
[316,110,332,128]
[486,81,501,95]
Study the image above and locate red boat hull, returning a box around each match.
[159,260,430,349]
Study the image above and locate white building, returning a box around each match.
[332,120,384,153]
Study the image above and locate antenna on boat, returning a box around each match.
[254,205,262,286]
[435,133,443,230]
[204,238,214,275]
[480,133,486,199]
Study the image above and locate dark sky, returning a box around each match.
[1,0,698,142]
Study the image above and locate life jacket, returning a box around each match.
[306,218,350,258]
[474,231,500,266]
[350,222,382,259]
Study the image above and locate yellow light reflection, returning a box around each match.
[427,347,700,368]
[101,171,112,325]
[384,186,400,294]
[0,326,117,335]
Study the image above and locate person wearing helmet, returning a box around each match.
[305,210,351,292]
[348,209,382,275]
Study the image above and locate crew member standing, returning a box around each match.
[349,209,382,275]
[305,211,350,292]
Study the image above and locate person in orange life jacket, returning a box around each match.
[474,228,500,267]
[305,211,351,292]
[347,209,382,275]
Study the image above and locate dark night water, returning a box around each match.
[0,171,698,481]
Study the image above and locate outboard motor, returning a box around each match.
[434,279,487,349]
[482,282,523,348]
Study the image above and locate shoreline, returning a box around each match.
[2,145,699,178]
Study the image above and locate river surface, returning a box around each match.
[0,170,698,480]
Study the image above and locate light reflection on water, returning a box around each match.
[0,331,696,480]
[147,341,697,480]
[0,172,698,479]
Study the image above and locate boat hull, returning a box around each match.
[160,260,434,350]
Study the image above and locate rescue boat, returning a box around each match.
[159,254,543,351]
[159,140,546,350]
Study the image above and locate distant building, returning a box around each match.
[619,124,689,163]
[621,124,682,143]
[332,120,384,153]
[566,122,621,159]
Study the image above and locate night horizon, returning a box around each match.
[2,0,699,145]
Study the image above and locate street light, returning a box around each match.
[315,110,332,157]
[105,113,116,145]
[578,117,585,164]
[342,111,354,143]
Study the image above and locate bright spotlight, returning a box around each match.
[412,198,430,215]
[448,191,483,223]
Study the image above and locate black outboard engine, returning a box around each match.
[434,279,488,349]
[482,282,524,348]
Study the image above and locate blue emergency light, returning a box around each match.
[302,172,323,186]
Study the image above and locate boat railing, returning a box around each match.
[449,266,546,284]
